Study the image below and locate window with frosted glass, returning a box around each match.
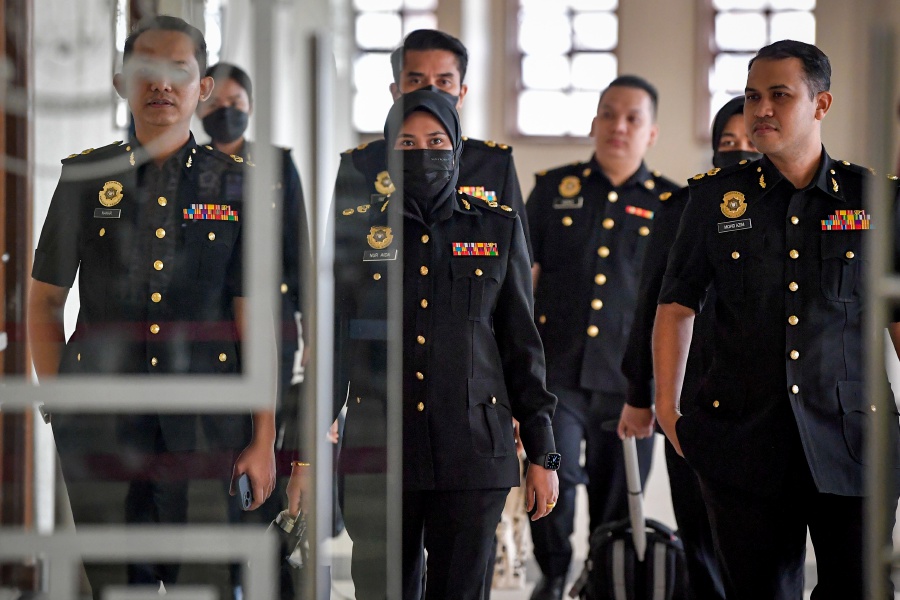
[709,0,815,129]
[353,0,438,133]
[515,0,618,137]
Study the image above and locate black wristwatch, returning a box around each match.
[532,453,562,471]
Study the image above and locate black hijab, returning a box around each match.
[711,95,761,168]
[384,87,463,219]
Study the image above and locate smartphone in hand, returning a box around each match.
[238,473,253,511]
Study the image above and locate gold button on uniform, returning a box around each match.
[491,396,497,405]
[790,249,799,259]
[788,315,799,326]
[608,191,618,202]
[150,324,160,334]
[417,335,426,345]
[712,400,720,408]
[591,299,603,310]
[420,266,429,276]
[157,196,167,206]
[790,350,800,360]
[562,216,573,226]
[791,216,799,225]
[417,402,425,412]
[731,251,740,260]
[77,353,81,361]
[151,292,161,303]
[208,232,216,241]
[845,251,855,259]
[538,315,547,324]
[587,325,599,337]
[602,218,615,229]
[638,226,650,237]
[789,282,798,292]
[597,246,610,258]
[281,283,288,294]
[373,273,382,280]
[475,269,483,277]
[595,273,607,285]
[99,228,106,237]
[154,260,164,271]
[420,299,428,309]
[421,235,429,244]
[151,357,158,366]
[219,353,227,362]
[791,385,799,394]
[871,405,878,412]
[416,372,424,381]
[155,228,166,239]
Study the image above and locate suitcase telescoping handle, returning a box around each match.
[623,436,647,562]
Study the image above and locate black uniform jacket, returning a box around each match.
[527,157,679,394]
[660,149,900,497]
[335,137,532,257]
[333,191,557,491]
[32,136,250,456]
[621,185,717,412]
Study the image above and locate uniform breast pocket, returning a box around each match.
[191,223,239,282]
[467,378,514,458]
[820,234,862,302]
[450,259,505,321]
[711,234,765,303]
[622,220,653,263]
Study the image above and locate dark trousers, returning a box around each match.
[529,387,654,577]
[663,438,724,600]
[698,444,897,600]
[55,415,239,600]
[342,477,507,600]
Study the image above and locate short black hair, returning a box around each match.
[390,29,469,85]
[206,63,253,105]
[124,15,208,76]
[598,75,659,119]
[748,39,831,99]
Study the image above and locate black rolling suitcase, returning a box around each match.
[568,437,689,600]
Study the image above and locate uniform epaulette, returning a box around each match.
[61,140,125,164]
[462,137,512,153]
[834,159,874,177]
[460,192,516,217]
[688,158,756,187]
[199,144,249,167]
[340,195,388,217]
[539,162,584,179]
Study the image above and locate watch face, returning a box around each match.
[546,453,561,470]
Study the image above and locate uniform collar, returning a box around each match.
[128,132,198,171]
[587,156,654,190]
[759,146,844,202]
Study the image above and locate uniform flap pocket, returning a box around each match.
[189,221,238,246]
[467,377,511,410]
[821,233,862,262]
[711,230,764,262]
[450,256,503,281]
[837,380,866,414]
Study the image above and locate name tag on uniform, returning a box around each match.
[717,218,752,233]
[94,208,122,219]
[552,197,584,210]
[363,249,398,261]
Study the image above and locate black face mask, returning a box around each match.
[202,106,249,144]
[398,149,455,207]
[713,149,763,169]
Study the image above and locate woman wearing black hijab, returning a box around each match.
[334,88,559,599]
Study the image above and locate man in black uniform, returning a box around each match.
[27,16,276,598]
[197,61,310,600]
[617,95,760,600]
[333,89,559,599]
[654,40,900,599]
[334,28,532,258]
[526,75,679,600]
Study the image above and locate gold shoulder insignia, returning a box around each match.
[659,192,672,201]
[537,170,548,177]
[867,167,877,175]
[342,147,354,154]
[582,168,592,177]
[739,159,749,165]
[653,170,661,177]
[80,148,94,155]
[501,205,513,212]
[707,167,721,176]
[205,145,213,150]
[462,136,469,142]
[888,174,899,180]
[357,142,368,151]
[230,154,244,163]
[841,160,850,166]
[342,208,355,216]
[692,172,705,180]
[499,143,509,150]
[66,153,79,159]
[484,140,497,148]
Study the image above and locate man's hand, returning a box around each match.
[617,404,656,440]
[525,463,559,521]
[656,410,683,457]
[230,438,276,510]
[512,418,524,455]
[285,462,311,516]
